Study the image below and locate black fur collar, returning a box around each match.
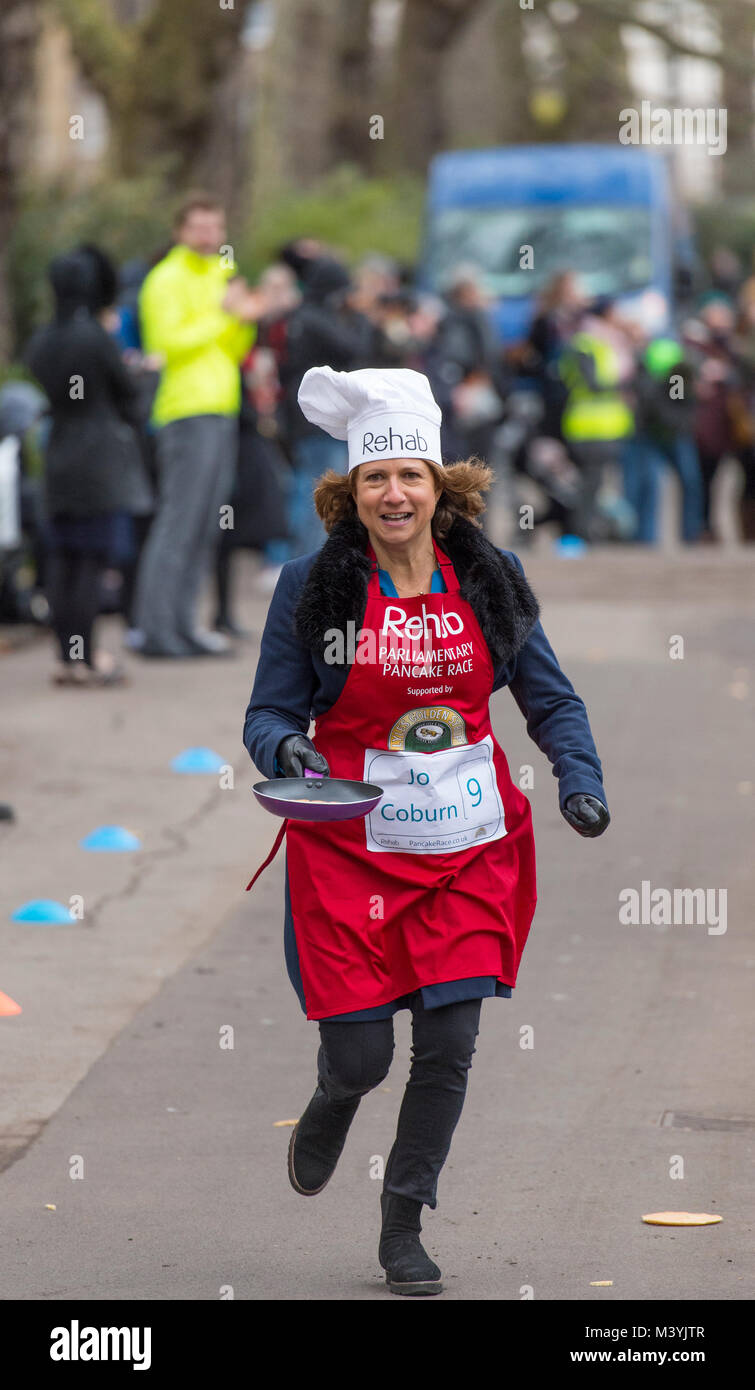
[293,510,540,670]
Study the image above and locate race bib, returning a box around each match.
[363,736,507,854]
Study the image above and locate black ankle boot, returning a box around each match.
[287,1085,361,1195]
[378,1191,443,1295]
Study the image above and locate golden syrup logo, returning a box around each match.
[388,706,468,752]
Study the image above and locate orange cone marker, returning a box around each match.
[0,990,22,1016]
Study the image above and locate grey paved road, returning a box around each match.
[1,547,753,1300]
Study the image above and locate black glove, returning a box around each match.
[561,793,610,838]
[276,734,330,779]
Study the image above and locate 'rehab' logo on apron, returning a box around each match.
[388,705,468,752]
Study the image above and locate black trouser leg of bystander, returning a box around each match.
[214,538,234,628]
[46,548,105,667]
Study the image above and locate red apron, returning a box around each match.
[253,535,537,1020]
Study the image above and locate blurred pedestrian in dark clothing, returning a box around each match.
[277,238,325,289]
[501,274,591,541]
[430,265,509,464]
[351,254,401,317]
[0,382,48,623]
[730,281,755,542]
[113,258,148,353]
[214,349,292,633]
[433,265,507,391]
[280,258,368,435]
[621,336,702,545]
[253,262,302,446]
[364,290,421,365]
[107,257,163,644]
[332,279,394,368]
[263,257,370,575]
[708,246,744,300]
[25,246,153,685]
[683,297,741,542]
[519,271,589,439]
[250,262,301,428]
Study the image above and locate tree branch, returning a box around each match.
[402,0,486,52]
[50,0,134,104]
[575,0,755,78]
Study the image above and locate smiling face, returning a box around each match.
[352,457,441,550]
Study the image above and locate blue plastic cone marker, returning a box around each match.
[171,747,225,774]
[11,899,76,924]
[554,535,588,556]
[79,825,142,852]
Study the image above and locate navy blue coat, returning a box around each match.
[243,541,607,1020]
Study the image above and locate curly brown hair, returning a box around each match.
[312,457,492,541]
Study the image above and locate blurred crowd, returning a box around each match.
[1,191,754,684]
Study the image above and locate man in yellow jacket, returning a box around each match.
[134,194,262,656]
[558,298,635,542]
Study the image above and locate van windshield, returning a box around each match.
[425,204,654,298]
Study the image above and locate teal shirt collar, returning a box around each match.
[378,568,446,597]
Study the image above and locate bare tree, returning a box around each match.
[719,0,755,195]
[442,2,532,150]
[555,4,630,141]
[390,0,487,172]
[252,0,342,197]
[0,1,42,361]
[328,0,376,168]
[52,0,250,210]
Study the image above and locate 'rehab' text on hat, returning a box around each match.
[297,365,444,474]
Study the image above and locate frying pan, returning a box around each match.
[252,767,384,822]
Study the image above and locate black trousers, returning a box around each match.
[565,440,618,540]
[46,547,107,667]
[317,994,482,1209]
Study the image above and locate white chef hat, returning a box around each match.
[297,366,443,474]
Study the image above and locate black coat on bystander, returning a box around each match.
[25,248,153,521]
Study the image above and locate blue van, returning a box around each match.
[420,143,678,344]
